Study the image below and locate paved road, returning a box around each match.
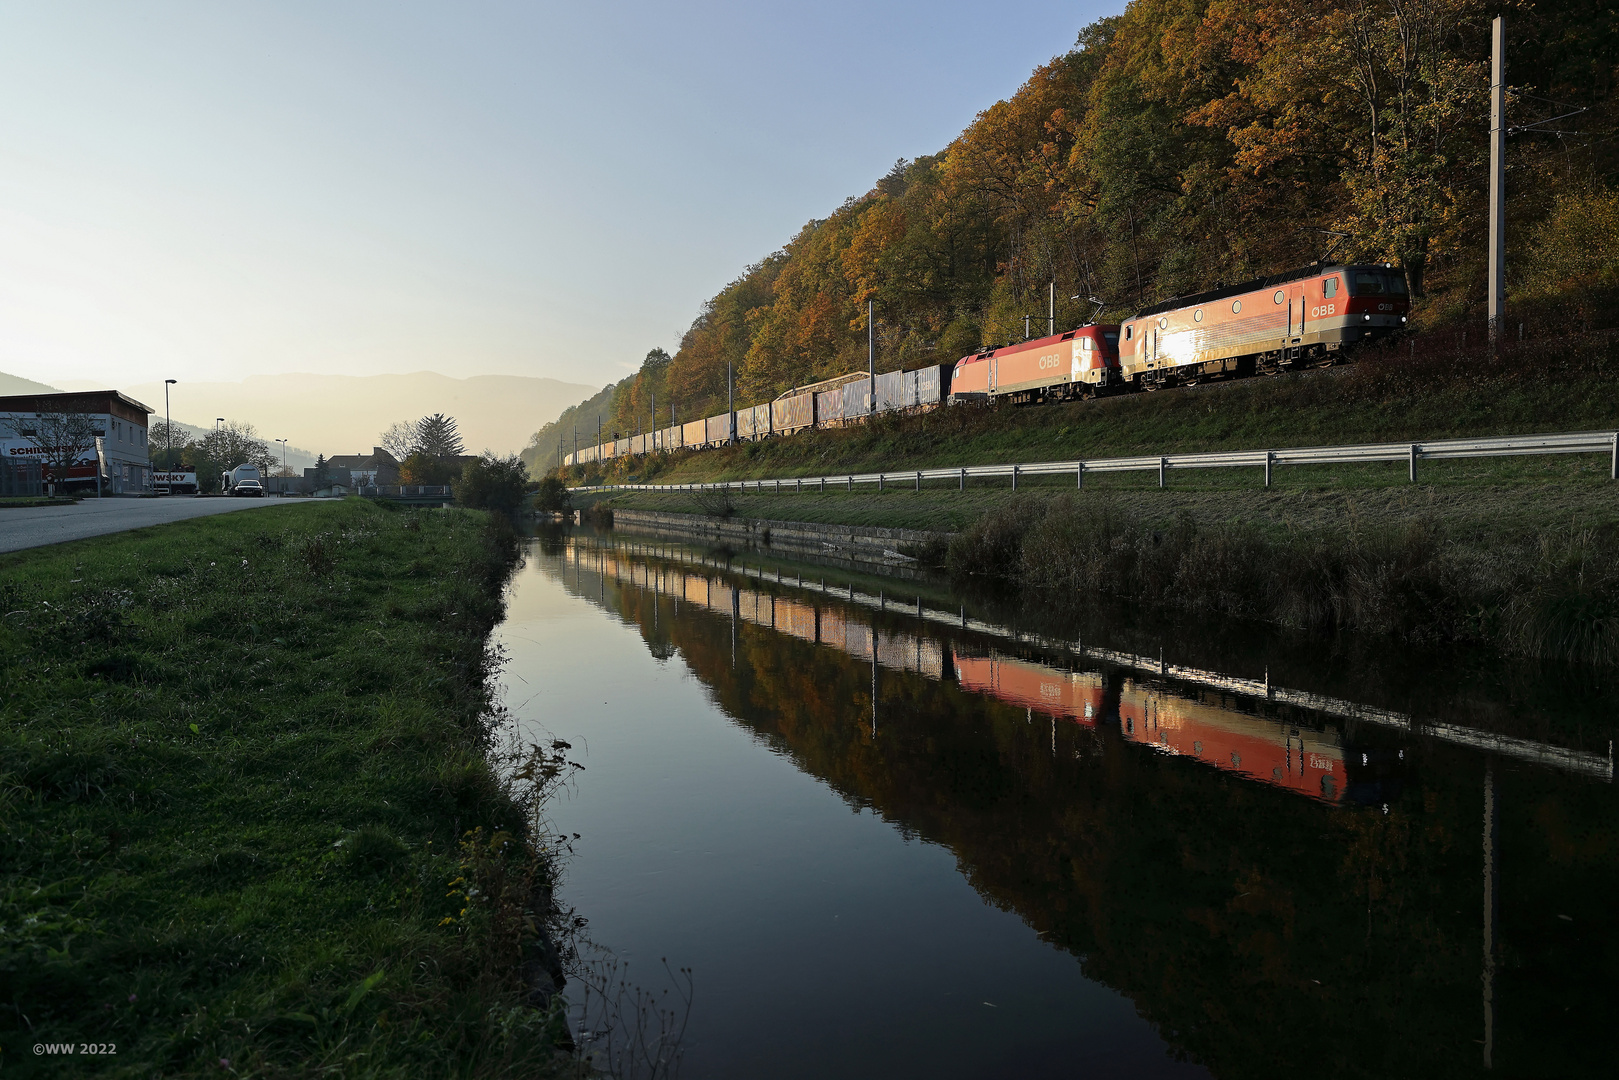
[0,496,308,555]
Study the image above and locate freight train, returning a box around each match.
[564,261,1409,468]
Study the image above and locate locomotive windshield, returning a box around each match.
[1102,332,1119,350]
[1348,269,1408,297]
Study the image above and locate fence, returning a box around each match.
[0,459,43,497]
[573,429,1619,495]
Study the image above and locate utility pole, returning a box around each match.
[1049,281,1055,336]
[727,360,735,443]
[868,299,875,415]
[597,415,602,460]
[650,389,656,453]
[162,379,176,471]
[572,424,577,467]
[1488,15,1506,353]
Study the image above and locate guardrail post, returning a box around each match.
[819,477,825,493]
[1012,464,1019,491]
[878,473,884,491]
[1077,462,1084,489]
[796,478,801,494]
[1409,443,1418,482]
[959,467,966,491]
[914,471,921,491]
[1158,457,1167,488]
[847,475,853,491]
[1264,451,1272,488]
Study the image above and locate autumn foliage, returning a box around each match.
[628,1,1619,422]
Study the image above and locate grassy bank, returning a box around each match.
[569,331,1619,487]
[946,492,1619,665]
[0,500,572,1077]
[595,474,1619,665]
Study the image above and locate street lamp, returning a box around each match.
[215,417,224,433]
[163,379,177,470]
[276,439,288,493]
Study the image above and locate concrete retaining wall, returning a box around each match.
[610,509,948,567]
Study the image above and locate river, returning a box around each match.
[494,525,1616,1079]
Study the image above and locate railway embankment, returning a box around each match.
[0,499,575,1075]
[571,330,1619,489]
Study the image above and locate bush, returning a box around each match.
[457,453,529,512]
[533,475,571,513]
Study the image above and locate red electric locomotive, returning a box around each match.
[1118,262,1409,389]
[949,323,1121,405]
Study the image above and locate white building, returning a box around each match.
[0,390,154,493]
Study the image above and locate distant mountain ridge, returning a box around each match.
[72,371,596,459]
[0,371,63,396]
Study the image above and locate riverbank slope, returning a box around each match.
[0,500,571,1076]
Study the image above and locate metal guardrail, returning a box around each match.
[571,429,1619,494]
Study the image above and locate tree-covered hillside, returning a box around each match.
[638,0,1619,424]
[519,381,622,476]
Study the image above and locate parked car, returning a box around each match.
[232,479,265,497]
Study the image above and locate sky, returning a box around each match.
[0,1,1120,393]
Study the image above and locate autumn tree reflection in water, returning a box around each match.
[538,531,1617,1079]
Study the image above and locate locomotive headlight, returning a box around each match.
[1364,314,1371,321]
[1401,316,1407,322]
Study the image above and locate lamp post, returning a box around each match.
[276,439,288,494]
[163,379,177,471]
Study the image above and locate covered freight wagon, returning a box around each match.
[842,380,872,421]
[816,388,844,426]
[874,370,905,412]
[705,413,733,445]
[683,418,707,448]
[914,364,950,406]
[772,392,815,435]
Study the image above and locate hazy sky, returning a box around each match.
[0,1,1118,392]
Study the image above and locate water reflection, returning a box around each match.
[524,528,1617,1079]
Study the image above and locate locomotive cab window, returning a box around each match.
[1323,277,1338,298]
[1080,337,1092,350]
[1103,332,1119,349]
[1349,270,1408,297]
[1125,325,1132,340]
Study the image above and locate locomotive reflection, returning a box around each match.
[560,538,1410,805]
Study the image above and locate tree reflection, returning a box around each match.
[545,536,1619,1079]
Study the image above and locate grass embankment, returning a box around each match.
[0,500,572,1077]
[572,330,1619,488]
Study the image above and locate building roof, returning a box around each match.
[0,390,155,424]
[326,447,400,470]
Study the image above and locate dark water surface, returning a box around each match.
[496,527,1616,1079]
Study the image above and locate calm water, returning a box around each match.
[495,527,1617,1079]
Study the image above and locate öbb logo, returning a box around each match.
[1310,303,1337,318]
[1037,353,1062,370]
